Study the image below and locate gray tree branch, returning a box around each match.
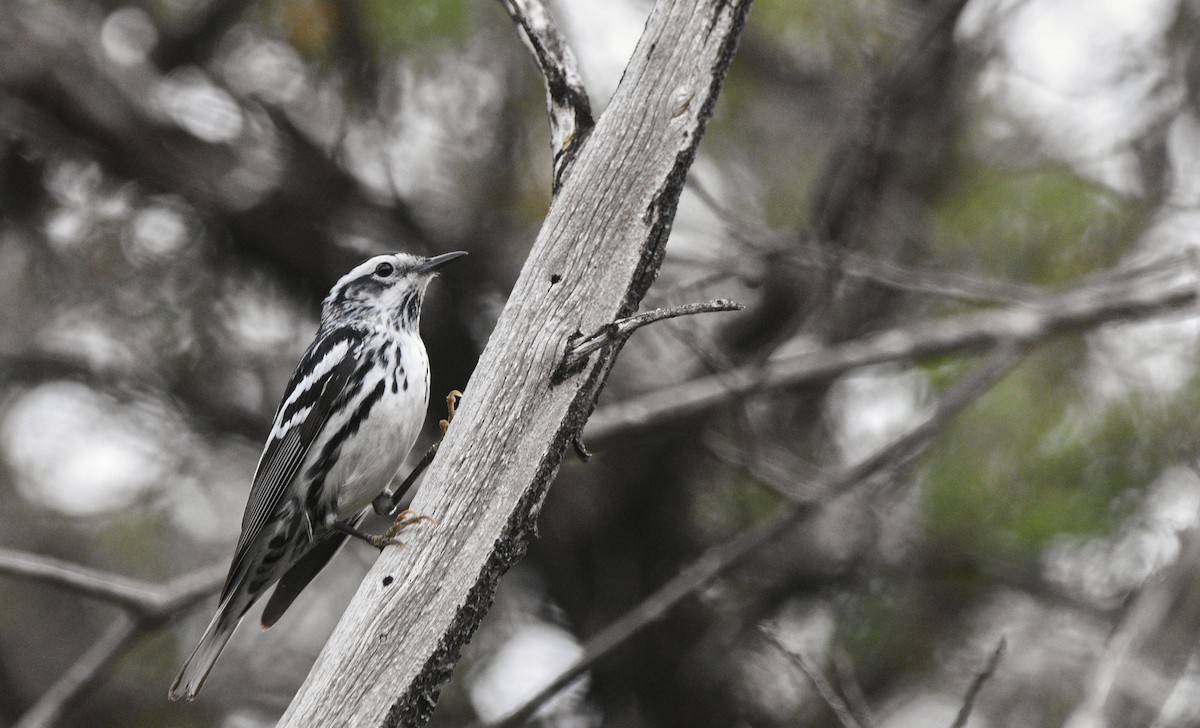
[496,0,594,190]
[276,1,754,725]
[0,549,168,614]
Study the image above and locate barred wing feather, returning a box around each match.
[220,328,363,600]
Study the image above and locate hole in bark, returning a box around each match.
[550,273,562,285]
[382,575,394,586]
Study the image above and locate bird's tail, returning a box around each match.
[168,599,240,701]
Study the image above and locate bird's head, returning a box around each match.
[321,251,467,332]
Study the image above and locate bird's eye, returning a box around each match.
[374,262,395,277]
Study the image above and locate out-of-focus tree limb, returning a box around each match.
[0,548,224,620]
[1063,525,1200,728]
[0,549,168,614]
[587,256,1199,447]
[485,346,1024,728]
[12,615,141,728]
[496,0,594,191]
[725,0,970,357]
[687,178,1044,305]
[831,647,876,728]
[772,241,1044,306]
[1,551,223,728]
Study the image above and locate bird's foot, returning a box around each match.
[439,389,463,436]
[369,509,437,550]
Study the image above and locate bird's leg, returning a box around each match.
[330,519,390,551]
[372,390,464,517]
[331,512,437,551]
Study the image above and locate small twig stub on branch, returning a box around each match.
[556,298,744,381]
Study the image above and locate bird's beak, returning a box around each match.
[414,251,468,275]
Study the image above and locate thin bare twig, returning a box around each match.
[948,638,1007,728]
[832,645,877,728]
[586,261,1199,448]
[13,615,142,728]
[761,629,865,728]
[496,0,594,191]
[485,346,1025,727]
[560,299,744,374]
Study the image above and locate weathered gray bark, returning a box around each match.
[277,1,753,726]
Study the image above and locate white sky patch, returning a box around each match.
[37,316,137,371]
[469,622,587,723]
[1082,209,1200,404]
[554,0,647,108]
[221,282,310,358]
[1166,113,1200,204]
[220,31,308,105]
[100,7,158,66]
[157,67,244,143]
[1043,466,1200,607]
[125,203,190,263]
[1,383,168,516]
[964,0,1179,192]
[739,602,837,722]
[828,366,925,464]
[1085,312,1200,404]
[370,46,509,234]
[877,694,970,728]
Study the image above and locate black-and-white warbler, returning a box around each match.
[169,251,466,701]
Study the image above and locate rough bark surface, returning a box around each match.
[277,1,752,726]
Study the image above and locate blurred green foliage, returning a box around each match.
[931,164,1139,283]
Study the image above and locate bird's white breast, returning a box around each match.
[331,330,430,518]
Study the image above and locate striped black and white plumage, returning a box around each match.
[169,251,466,701]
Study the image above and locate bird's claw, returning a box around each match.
[439,390,463,435]
[370,509,437,550]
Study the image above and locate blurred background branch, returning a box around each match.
[588,255,1199,448]
[488,345,1024,727]
[0,552,222,728]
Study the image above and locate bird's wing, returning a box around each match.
[220,327,363,601]
[259,516,357,628]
